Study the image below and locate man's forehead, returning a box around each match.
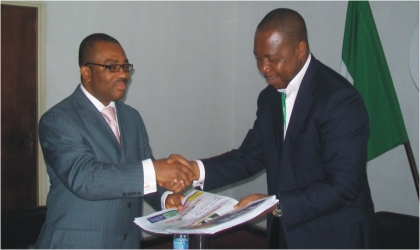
[255,30,285,44]
[92,42,126,56]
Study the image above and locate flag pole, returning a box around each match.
[404,141,419,198]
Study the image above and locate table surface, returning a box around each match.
[141,223,267,249]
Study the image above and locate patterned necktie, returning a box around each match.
[281,92,286,138]
[101,106,120,144]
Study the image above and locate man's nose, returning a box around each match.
[260,59,271,74]
[116,67,130,79]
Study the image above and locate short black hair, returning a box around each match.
[78,33,120,67]
[257,8,308,45]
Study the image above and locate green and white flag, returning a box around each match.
[340,1,409,161]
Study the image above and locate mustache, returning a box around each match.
[114,78,129,84]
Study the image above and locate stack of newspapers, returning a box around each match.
[134,190,278,234]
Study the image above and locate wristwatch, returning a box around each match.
[273,193,283,217]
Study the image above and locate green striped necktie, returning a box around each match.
[281,92,286,137]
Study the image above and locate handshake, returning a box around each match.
[154,155,271,213]
[153,154,199,193]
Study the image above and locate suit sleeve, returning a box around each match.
[39,110,148,201]
[201,122,267,191]
[200,87,272,191]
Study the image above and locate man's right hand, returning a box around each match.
[167,154,200,181]
[153,159,194,193]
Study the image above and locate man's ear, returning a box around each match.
[296,40,309,60]
[80,66,91,82]
[296,40,306,54]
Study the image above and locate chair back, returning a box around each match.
[1,206,47,249]
[375,211,419,249]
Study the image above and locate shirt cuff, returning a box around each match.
[142,158,157,195]
[192,160,205,190]
[161,191,173,209]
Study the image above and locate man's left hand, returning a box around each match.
[234,193,275,218]
[165,193,185,211]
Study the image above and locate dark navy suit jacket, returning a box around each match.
[201,56,376,248]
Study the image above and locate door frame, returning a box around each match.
[2,1,47,206]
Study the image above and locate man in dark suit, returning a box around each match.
[168,8,376,248]
[36,33,193,248]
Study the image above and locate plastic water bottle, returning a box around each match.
[173,234,189,249]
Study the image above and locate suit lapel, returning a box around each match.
[271,90,284,156]
[71,86,122,154]
[283,58,318,151]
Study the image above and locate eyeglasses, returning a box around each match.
[85,62,134,72]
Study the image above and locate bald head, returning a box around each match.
[257,8,308,49]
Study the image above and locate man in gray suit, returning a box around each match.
[36,33,193,249]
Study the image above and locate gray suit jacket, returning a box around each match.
[36,85,163,249]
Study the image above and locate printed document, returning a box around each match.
[134,190,278,234]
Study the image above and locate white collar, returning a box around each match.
[80,84,116,111]
[278,53,312,98]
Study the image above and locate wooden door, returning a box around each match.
[1,4,38,210]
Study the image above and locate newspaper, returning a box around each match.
[134,190,278,234]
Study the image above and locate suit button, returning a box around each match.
[128,202,132,207]
[123,234,127,240]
